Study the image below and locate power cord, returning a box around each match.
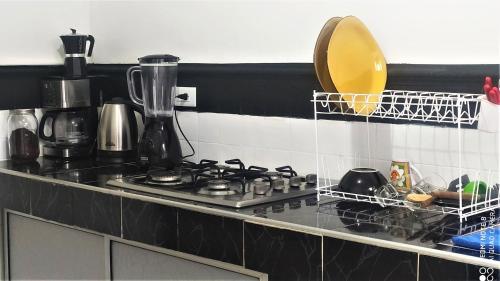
[174,109,195,159]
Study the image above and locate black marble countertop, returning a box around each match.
[0,158,498,268]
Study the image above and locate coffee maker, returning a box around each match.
[39,29,98,158]
[126,54,182,168]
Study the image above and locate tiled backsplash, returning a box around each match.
[0,109,497,186]
[175,111,499,185]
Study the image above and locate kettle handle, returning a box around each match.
[126,66,143,106]
[86,35,95,57]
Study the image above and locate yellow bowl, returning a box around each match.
[327,16,387,115]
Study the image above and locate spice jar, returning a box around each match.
[7,109,40,162]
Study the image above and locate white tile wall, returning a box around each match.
[0,109,496,186]
[175,112,500,185]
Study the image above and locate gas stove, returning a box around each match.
[107,159,317,208]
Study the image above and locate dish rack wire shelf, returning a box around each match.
[312,90,499,222]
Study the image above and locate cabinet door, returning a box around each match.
[7,213,106,280]
[111,241,263,281]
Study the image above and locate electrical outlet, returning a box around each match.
[175,87,197,107]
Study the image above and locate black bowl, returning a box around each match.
[338,168,388,196]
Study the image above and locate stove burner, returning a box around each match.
[197,188,237,196]
[209,165,231,176]
[146,170,182,185]
[207,179,230,190]
[198,179,237,196]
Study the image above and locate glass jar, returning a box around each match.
[7,109,40,162]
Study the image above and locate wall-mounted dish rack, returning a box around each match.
[314,90,482,125]
[312,90,499,222]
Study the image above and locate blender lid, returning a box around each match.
[138,54,179,64]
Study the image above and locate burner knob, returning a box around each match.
[289,176,302,188]
[305,174,317,185]
[271,178,285,191]
[254,180,271,195]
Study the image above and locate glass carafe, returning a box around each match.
[39,110,91,145]
[126,54,179,118]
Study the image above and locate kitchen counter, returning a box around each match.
[0,158,498,281]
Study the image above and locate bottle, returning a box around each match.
[7,109,40,162]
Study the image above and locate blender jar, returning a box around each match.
[126,54,179,117]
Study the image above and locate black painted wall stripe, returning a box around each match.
[0,64,498,126]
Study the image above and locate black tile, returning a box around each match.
[178,209,242,265]
[244,222,321,281]
[72,188,121,236]
[45,163,146,186]
[30,182,73,225]
[323,236,417,281]
[122,198,177,250]
[0,173,32,214]
[419,255,499,281]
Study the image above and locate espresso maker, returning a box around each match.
[126,55,182,168]
[60,28,94,79]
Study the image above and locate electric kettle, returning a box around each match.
[96,98,143,163]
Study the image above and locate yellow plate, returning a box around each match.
[314,17,342,93]
[327,16,387,115]
[314,17,349,111]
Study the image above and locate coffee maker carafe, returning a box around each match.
[126,54,182,168]
[60,28,94,79]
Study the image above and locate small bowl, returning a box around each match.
[338,168,388,196]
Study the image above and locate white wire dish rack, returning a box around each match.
[313,90,482,125]
[312,90,499,222]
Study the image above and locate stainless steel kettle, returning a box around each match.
[96,98,143,162]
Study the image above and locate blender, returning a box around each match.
[126,54,182,168]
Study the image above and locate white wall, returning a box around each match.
[89,0,500,64]
[0,1,91,65]
[0,1,499,64]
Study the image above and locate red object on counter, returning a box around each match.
[488,88,500,105]
[484,84,492,94]
[483,76,500,104]
[485,76,493,86]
